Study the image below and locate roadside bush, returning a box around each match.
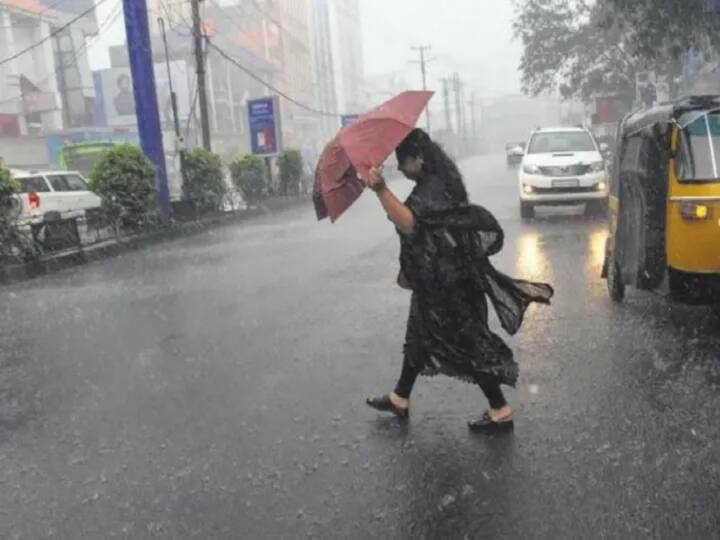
[230,154,266,204]
[0,158,18,220]
[182,148,226,213]
[0,159,25,262]
[277,149,304,195]
[89,144,157,229]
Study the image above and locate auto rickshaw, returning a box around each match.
[602,96,720,310]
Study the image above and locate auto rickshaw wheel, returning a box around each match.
[606,250,625,302]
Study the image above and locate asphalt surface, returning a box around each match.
[0,154,718,540]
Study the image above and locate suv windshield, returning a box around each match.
[527,131,596,154]
[676,111,720,182]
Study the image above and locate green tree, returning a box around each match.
[0,158,22,260]
[0,158,18,218]
[515,0,720,101]
[230,154,266,204]
[514,0,637,101]
[182,148,227,213]
[277,149,304,195]
[602,0,719,63]
[89,144,157,231]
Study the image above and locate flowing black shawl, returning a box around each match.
[397,178,554,386]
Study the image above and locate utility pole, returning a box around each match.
[159,17,186,193]
[191,0,211,150]
[441,77,453,134]
[54,33,70,128]
[123,0,170,215]
[468,91,479,153]
[159,18,182,142]
[411,45,433,133]
[468,91,476,139]
[453,73,466,153]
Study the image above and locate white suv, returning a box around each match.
[11,170,102,225]
[518,127,609,219]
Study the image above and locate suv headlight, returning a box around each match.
[523,164,540,174]
[589,161,605,173]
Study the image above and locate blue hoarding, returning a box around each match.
[248,96,282,156]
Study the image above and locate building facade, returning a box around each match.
[0,0,97,138]
[310,0,363,141]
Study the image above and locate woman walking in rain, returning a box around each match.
[365,129,553,433]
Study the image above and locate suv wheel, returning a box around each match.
[520,202,534,220]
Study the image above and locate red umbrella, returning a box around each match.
[313,90,434,222]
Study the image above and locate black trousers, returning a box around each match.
[394,356,507,409]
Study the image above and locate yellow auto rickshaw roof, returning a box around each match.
[622,95,720,137]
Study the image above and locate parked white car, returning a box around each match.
[518,127,609,219]
[11,169,102,226]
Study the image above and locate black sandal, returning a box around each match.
[366,394,409,419]
[468,411,514,434]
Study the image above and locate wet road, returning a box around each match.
[0,154,718,539]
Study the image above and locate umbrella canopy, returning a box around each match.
[313,90,434,222]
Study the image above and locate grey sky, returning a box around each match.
[360,0,522,98]
[88,0,523,99]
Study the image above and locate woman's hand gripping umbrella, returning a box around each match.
[313,90,434,222]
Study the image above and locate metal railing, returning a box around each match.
[0,187,309,274]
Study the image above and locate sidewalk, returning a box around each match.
[0,194,310,285]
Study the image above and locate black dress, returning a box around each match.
[398,176,553,388]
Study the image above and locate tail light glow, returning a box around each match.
[28,191,40,211]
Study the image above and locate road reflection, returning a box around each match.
[586,228,607,280]
[514,232,553,282]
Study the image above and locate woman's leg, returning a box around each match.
[394,292,424,401]
[473,372,508,410]
[393,355,420,399]
[366,355,415,416]
[470,371,514,429]
[366,294,422,416]
[468,372,513,431]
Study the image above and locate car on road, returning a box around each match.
[518,127,609,219]
[12,170,102,222]
[505,142,525,166]
[10,170,103,251]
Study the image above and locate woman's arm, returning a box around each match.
[366,167,415,234]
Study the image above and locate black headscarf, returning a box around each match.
[395,128,468,205]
